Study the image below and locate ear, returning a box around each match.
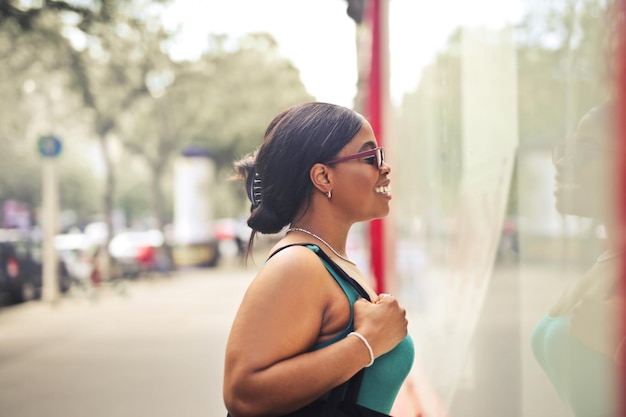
[310,163,333,195]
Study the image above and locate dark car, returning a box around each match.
[0,230,71,306]
[0,241,22,306]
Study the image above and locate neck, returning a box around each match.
[289,223,348,251]
[287,225,354,265]
[291,195,353,244]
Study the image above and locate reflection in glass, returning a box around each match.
[531,102,623,417]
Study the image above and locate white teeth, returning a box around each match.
[375,185,390,195]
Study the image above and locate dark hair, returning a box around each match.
[234,102,364,250]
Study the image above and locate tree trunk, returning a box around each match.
[150,161,175,271]
[150,163,164,230]
[98,134,115,281]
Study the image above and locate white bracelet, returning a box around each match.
[348,331,375,367]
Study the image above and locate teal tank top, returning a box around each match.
[304,245,415,414]
[531,314,618,417]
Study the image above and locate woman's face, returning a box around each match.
[553,108,615,220]
[328,121,392,222]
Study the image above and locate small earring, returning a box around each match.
[327,190,332,199]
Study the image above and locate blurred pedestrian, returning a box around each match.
[89,245,103,287]
[136,245,156,276]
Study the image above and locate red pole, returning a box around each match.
[366,0,385,293]
[618,1,626,414]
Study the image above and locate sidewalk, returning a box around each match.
[0,264,256,417]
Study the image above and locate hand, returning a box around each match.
[352,294,408,358]
[373,293,392,304]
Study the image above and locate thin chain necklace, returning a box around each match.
[286,227,356,265]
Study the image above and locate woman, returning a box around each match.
[223,102,414,416]
[531,102,624,417]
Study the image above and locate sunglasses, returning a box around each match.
[324,147,385,170]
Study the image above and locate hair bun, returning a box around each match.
[247,203,286,234]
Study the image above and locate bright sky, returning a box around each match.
[162,0,359,108]
[162,0,524,109]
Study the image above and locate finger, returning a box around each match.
[375,293,392,303]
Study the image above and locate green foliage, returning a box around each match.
[117,31,314,222]
[0,12,98,219]
[177,32,314,169]
[516,0,617,144]
[0,0,171,33]
[396,0,617,221]
[59,157,101,219]
[1,0,316,230]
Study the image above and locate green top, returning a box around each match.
[305,245,415,414]
[531,313,617,417]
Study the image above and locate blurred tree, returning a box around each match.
[58,158,102,221]
[0,0,108,30]
[192,33,315,217]
[64,10,177,278]
[1,1,314,255]
[118,32,314,225]
[0,14,99,220]
[396,0,617,224]
[0,0,169,32]
[0,0,172,279]
[394,28,463,223]
[516,0,617,144]
[115,153,153,227]
[0,19,50,209]
[189,33,314,169]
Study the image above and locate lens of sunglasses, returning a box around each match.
[325,147,384,169]
[349,148,383,169]
[364,155,377,167]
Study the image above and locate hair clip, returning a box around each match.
[247,170,263,208]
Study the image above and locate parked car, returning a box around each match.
[0,229,71,306]
[109,229,167,277]
[19,239,72,302]
[54,233,95,285]
[0,239,22,306]
[214,218,248,259]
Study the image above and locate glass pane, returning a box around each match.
[388,1,622,416]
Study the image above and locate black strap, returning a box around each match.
[267,243,369,408]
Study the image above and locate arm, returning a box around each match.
[223,246,407,417]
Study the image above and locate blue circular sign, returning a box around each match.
[38,135,62,158]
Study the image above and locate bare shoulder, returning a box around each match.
[254,243,329,293]
[226,243,340,374]
[232,243,335,346]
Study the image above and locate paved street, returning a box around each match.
[0,258,577,417]
[0,263,256,417]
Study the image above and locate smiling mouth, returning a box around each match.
[375,185,391,195]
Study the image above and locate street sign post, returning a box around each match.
[38,135,62,304]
